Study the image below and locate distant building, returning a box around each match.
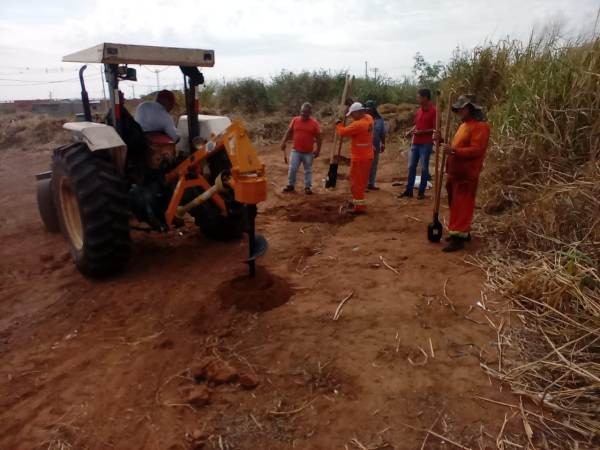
[32,100,104,117]
[9,99,108,117]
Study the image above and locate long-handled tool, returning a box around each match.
[427,91,453,242]
[325,74,353,188]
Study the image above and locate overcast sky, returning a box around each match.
[0,0,598,101]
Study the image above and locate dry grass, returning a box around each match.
[477,250,599,448]
[0,113,69,150]
[447,26,600,448]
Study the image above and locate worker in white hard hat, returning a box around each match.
[335,102,374,214]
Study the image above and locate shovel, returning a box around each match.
[427,91,453,242]
[325,74,353,188]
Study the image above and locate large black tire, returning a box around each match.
[36,178,60,233]
[51,142,131,276]
[191,191,246,241]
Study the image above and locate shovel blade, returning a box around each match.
[427,220,443,243]
[245,233,268,262]
[325,164,339,188]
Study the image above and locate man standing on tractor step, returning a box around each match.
[400,88,436,199]
[439,94,490,252]
[365,100,387,191]
[135,90,179,142]
[336,102,374,214]
[280,102,322,195]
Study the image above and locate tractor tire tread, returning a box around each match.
[51,143,131,276]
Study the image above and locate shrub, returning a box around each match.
[270,70,347,113]
[217,78,274,114]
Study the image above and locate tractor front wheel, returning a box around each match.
[191,194,246,241]
[36,177,60,233]
[52,143,131,276]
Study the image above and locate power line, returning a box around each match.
[141,66,170,74]
[0,74,102,87]
[0,77,78,83]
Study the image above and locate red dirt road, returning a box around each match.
[0,131,520,449]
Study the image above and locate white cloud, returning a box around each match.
[0,0,598,100]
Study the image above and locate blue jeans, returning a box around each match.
[287,150,314,188]
[406,143,433,195]
[368,147,381,187]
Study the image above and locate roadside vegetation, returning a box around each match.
[172,53,445,114]
[444,28,599,448]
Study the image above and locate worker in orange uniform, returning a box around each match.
[336,102,374,214]
[439,94,490,252]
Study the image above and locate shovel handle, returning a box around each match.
[432,91,442,212]
[330,74,353,164]
[433,90,454,215]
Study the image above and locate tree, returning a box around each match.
[412,52,445,90]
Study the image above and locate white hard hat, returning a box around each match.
[346,102,365,117]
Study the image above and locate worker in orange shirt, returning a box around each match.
[336,102,374,214]
[439,94,490,252]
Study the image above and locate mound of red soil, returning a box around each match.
[217,266,293,312]
[263,198,354,225]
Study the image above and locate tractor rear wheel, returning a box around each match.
[52,142,131,276]
[36,178,60,233]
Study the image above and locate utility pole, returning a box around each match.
[155,70,160,91]
[365,61,368,79]
[370,67,379,80]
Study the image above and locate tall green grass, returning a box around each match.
[444,29,600,256]
[206,70,423,114]
[447,27,600,448]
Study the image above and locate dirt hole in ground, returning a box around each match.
[217,266,293,312]
[286,199,354,225]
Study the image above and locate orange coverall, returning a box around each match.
[336,114,374,212]
[445,119,490,236]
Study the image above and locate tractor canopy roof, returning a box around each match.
[62,43,215,67]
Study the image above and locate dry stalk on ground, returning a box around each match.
[476,250,600,448]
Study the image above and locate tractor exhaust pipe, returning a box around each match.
[79,65,93,122]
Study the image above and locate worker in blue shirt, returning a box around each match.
[365,100,387,190]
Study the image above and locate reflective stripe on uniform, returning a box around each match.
[353,198,366,205]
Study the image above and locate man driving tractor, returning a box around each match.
[135,89,180,142]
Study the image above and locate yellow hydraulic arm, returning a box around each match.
[164,120,267,228]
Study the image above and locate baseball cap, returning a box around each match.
[346,102,365,116]
[364,100,377,110]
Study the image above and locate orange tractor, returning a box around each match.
[36,43,268,277]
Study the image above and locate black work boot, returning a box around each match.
[442,236,465,252]
[398,190,413,198]
[445,233,471,242]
